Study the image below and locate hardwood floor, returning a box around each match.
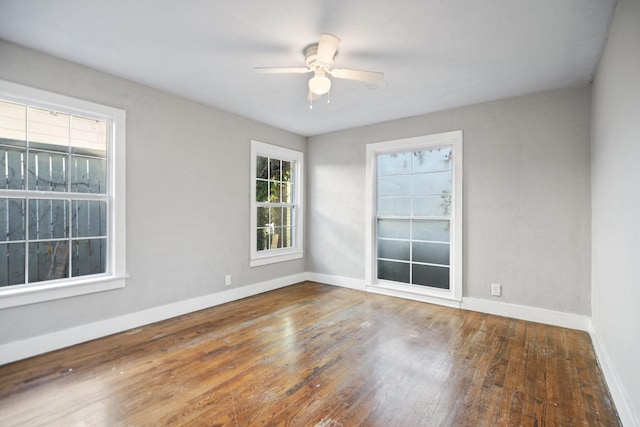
[0,282,619,426]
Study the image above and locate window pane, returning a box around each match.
[378,260,409,284]
[282,182,293,203]
[413,195,451,217]
[269,207,282,228]
[269,181,282,203]
[377,239,410,261]
[282,207,293,227]
[257,206,269,228]
[28,107,70,152]
[378,196,411,216]
[257,228,268,251]
[29,240,69,282]
[29,199,68,240]
[281,226,294,248]
[412,264,449,289]
[282,161,292,182]
[0,148,25,189]
[269,158,281,181]
[72,200,106,237]
[412,242,450,265]
[0,242,25,287]
[378,152,411,176]
[413,147,452,173]
[378,175,411,197]
[256,156,268,179]
[28,151,68,192]
[378,219,410,239]
[72,238,106,277]
[272,227,283,249]
[256,180,268,202]
[0,198,25,241]
[70,156,106,193]
[71,116,107,157]
[412,220,450,242]
[412,171,451,195]
[0,100,26,146]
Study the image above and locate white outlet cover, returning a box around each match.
[491,283,501,297]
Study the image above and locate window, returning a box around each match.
[0,80,126,308]
[250,140,303,267]
[365,131,462,302]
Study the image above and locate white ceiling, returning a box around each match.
[0,0,616,137]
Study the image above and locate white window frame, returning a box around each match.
[250,140,304,267]
[365,130,463,304]
[0,79,126,308]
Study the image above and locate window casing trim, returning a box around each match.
[0,79,126,308]
[250,140,304,267]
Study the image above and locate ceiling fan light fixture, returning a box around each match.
[308,74,331,95]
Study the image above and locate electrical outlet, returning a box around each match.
[491,283,501,297]
[225,274,232,286]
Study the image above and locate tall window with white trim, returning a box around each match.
[0,80,126,308]
[250,140,303,267]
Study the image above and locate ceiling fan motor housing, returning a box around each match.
[305,45,334,74]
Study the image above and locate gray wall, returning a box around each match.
[307,86,592,315]
[591,0,640,423]
[0,40,306,343]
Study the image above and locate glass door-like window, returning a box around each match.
[377,147,452,289]
[366,131,462,302]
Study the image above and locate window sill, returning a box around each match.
[0,275,128,309]
[250,250,304,267]
[370,279,461,302]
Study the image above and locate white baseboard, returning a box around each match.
[305,274,591,331]
[306,272,366,291]
[461,297,591,331]
[0,272,307,366]
[589,322,640,427]
[306,273,461,308]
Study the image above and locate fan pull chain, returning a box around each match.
[327,91,331,104]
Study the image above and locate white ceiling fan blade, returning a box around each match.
[316,33,340,64]
[329,68,385,82]
[254,67,311,74]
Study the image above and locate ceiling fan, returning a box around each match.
[254,33,384,108]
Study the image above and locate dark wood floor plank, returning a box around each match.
[0,282,620,426]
